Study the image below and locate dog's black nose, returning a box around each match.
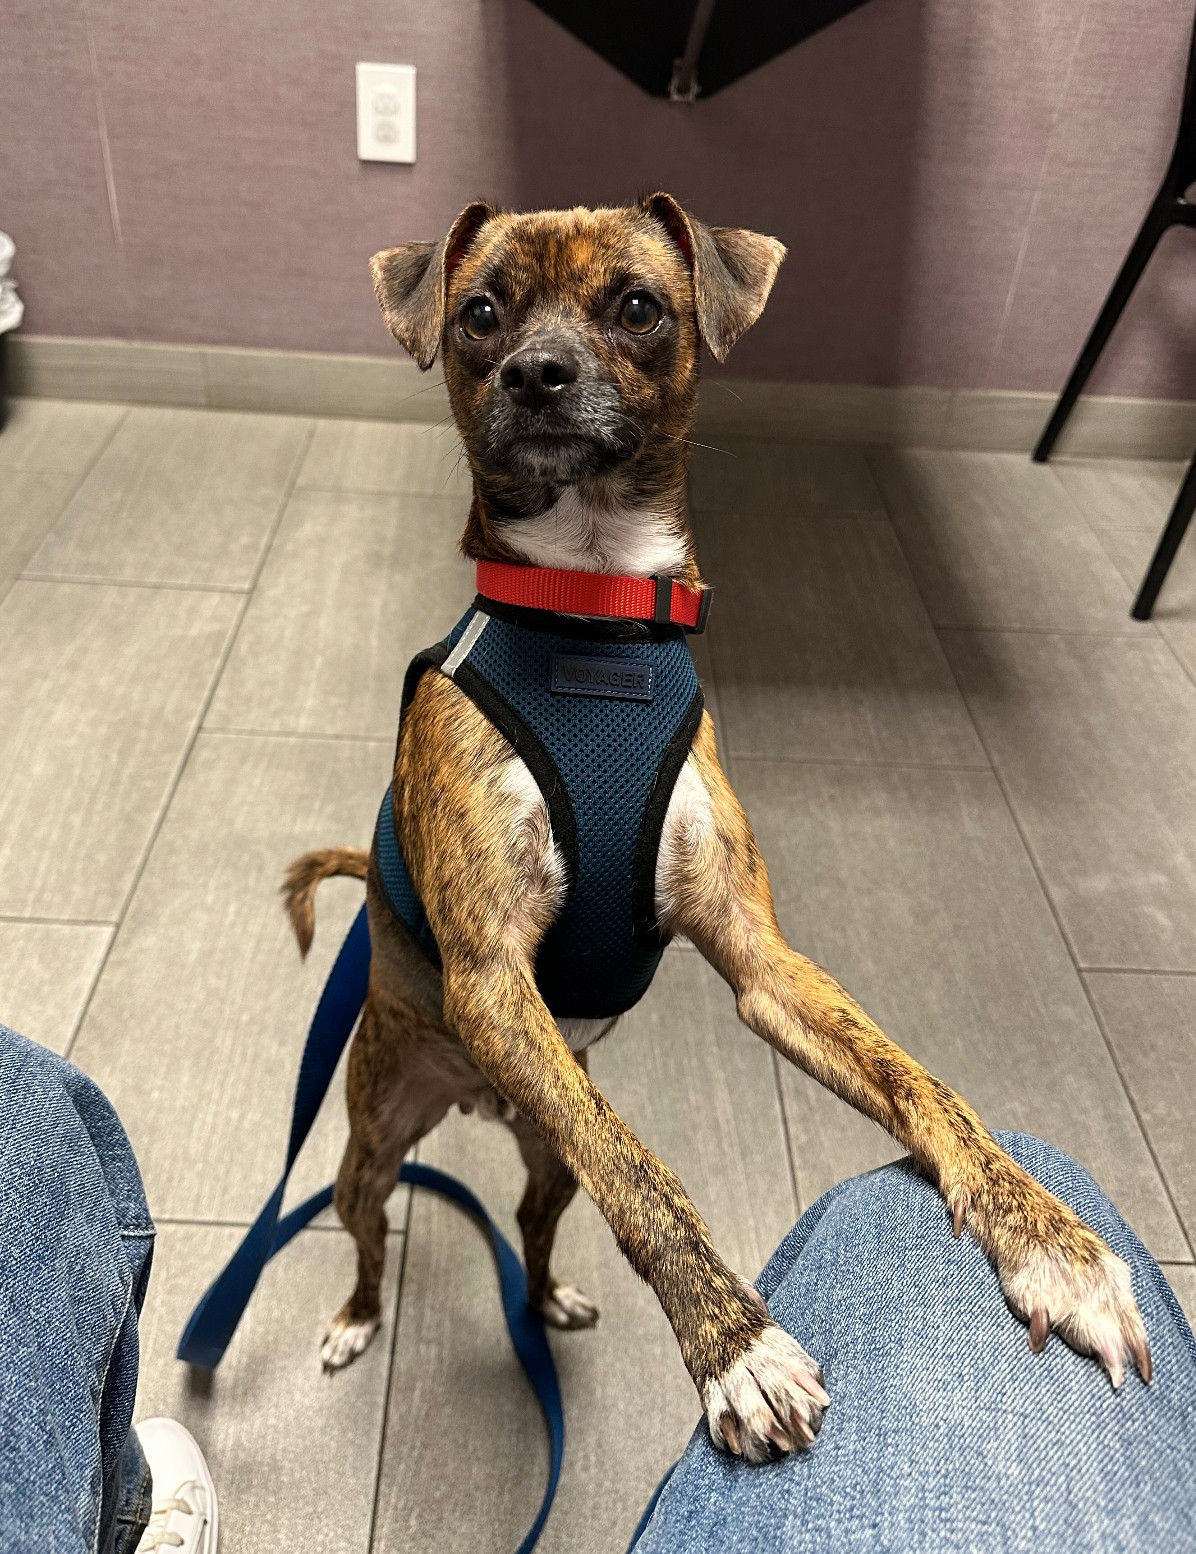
[499,348,579,411]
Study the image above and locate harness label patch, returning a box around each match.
[550,654,655,702]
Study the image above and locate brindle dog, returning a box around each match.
[285,195,1150,1462]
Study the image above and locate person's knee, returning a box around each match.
[805,1134,1090,1237]
[0,1024,152,1234]
[0,1023,75,1110]
[809,1155,945,1255]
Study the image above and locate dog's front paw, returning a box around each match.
[320,1310,381,1373]
[1000,1233,1151,1388]
[702,1325,830,1462]
[540,1280,599,1329]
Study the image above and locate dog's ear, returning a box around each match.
[370,199,497,369]
[641,193,786,363]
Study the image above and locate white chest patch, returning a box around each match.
[654,754,715,935]
[557,1015,618,1052]
[504,489,689,578]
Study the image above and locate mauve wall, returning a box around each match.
[3,0,1194,395]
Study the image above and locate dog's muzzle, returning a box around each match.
[481,339,638,482]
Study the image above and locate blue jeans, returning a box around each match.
[0,1027,154,1554]
[3,1023,1194,1554]
[632,1133,1196,1553]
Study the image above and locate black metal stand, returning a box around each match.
[1032,11,1196,617]
[1131,447,1196,618]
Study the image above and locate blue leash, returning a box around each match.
[177,902,565,1554]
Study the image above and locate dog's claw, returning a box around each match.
[704,1326,828,1463]
[1101,1343,1126,1390]
[1132,1331,1153,1385]
[802,1372,832,1410]
[1001,1222,1152,1390]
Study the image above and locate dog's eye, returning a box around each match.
[460,297,499,340]
[618,292,662,335]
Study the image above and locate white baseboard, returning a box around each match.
[7,335,1196,457]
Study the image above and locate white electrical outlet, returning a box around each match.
[356,62,416,164]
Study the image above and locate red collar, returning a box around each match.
[475,558,711,633]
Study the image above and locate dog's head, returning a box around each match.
[370,197,784,501]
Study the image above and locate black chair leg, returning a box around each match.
[1032,200,1170,463]
[1131,446,1196,619]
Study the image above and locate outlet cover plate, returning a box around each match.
[356,62,416,164]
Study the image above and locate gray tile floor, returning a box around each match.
[2,397,1195,1552]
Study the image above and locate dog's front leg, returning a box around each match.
[662,716,1151,1388]
[438,944,828,1457]
[397,673,826,1456]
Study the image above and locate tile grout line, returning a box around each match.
[769,1047,804,1216]
[1081,965,1196,979]
[63,420,319,1064]
[203,724,394,747]
[1045,463,1171,643]
[294,483,469,502]
[708,467,997,777]
[933,621,1153,640]
[722,734,806,1216]
[153,1213,406,1236]
[1050,467,1196,695]
[0,911,117,927]
[862,449,1170,644]
[932,622,1196,1262]
[6,406,130,485]
[729,752,993,774]
[366,1165,419,1553]
[18,572,251,595]
[710,487,985,1207]
[868,449,1196,1259]
[690,504,889,523]
[61,925,118,1056]
[1077,968,1196,1260]
[0,405,131,613]
[61,589,251,1066]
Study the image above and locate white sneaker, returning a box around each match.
[133,1417,219,1553]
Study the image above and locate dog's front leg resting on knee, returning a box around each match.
[440,950,829,1459]
[665,717,1151,1389]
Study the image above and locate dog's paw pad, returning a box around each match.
[703,1326,829,1463]
[540,1281,599,1329]
[320,1312,380,1373]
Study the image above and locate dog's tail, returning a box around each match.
[282,848,369,959]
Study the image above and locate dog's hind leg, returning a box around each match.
[509,1104,598,1330]
[321,997,455,1372]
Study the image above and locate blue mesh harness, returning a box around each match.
[377,598,704,1020]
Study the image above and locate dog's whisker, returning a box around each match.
[443,452,470,491]
[394,380,450,404]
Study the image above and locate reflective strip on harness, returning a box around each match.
[442,608,490,675]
